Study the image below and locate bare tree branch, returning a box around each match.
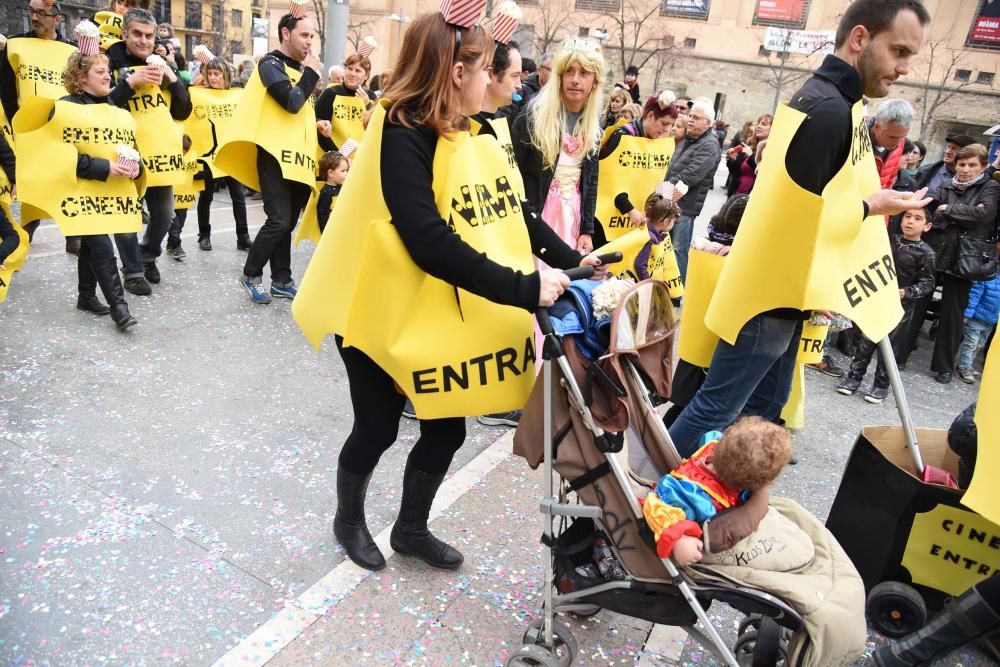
[531,2,574,55]
[913,39,976,141]
[600,0,683,82]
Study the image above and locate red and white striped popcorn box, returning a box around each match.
[115,146,140,178]
[358,36,377,58]
[193,44,214,64]
[491,1,521,44]
[439,0,486,29]
[339,138,358,159]
[288,0,307,18]
[74,20,101,56]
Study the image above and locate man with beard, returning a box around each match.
[667,0,934,456]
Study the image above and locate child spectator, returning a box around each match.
[317,150,349,233]
[633,193,680,280]
[956,274,1000,383]
[837,207,936,402]
[642,417,792,565]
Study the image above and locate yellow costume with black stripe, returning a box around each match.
[184,87,242,177]
[117,66,186,187]
[294,101,536,419]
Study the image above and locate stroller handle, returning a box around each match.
[536,257,620,336]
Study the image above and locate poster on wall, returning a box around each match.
[753,0,810,28]
[968,0,1000,49]
[661,0,711,20]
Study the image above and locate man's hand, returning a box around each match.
[864,187,931,218]
[673,535,704,566]
[576,233,593,254]
[303,54,321,74]
[316,120,332,137]
[627,208,647,228]
[108,161,138,179]
[127,66,162,89]
[161,65,177,84]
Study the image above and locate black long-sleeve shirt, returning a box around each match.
[258,50,318,114]
[52,92,145,181]
[0,31,76,123]
[317,183,340,233]
[381,122,583,313]
[0,132,15,185]
[890,234,936,301]
[0,204,20,264]
[106,41,192,121]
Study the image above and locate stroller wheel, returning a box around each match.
[733,616,786,667]
[569,604,601,618]
[521,618,578,667]
[866,581,927,639]
[504,644,563,667]
[738,613,763,637]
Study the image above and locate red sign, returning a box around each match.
[754,0,808,24]
[969,0,1000,47]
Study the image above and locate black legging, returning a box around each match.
[197,175,248,239]
[931,273,972,374]
[335,336,466,476]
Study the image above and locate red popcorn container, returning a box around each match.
[439,0,486,29]
[492,14,517,44]
[288,0,306,18]
[115,146,140,177]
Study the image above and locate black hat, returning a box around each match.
[945,133,977,148]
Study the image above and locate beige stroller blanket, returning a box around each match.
[697,496,867,667]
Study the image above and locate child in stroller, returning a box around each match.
[643,417,796,565]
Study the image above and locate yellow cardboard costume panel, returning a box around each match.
[591,228,684,298]
[473,116,525,202]
[95,11,123,50]
[294,101,535,419]
[4,37,77,109]
[706,102,902,345]
[678,249,725,367]
[967,344,999,525]
[14,98,145,235]
[185,87,242,177]
[596,132,674,242]
[0,217,29,303]
[216,64,318,191]
[330,94,366,151]
[901,503,1000,596]
[120,66,186,187]
[780,323,828,429]
[173,147,206,210]
[294,185,333,246]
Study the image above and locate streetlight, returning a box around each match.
[386,13,411,59]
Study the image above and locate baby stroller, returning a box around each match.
[507,276,858,667]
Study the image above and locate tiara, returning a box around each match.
[560,37,601,55]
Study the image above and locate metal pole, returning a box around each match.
[542,346,555,648]
[324,0,349,71]
[879,337,924,474]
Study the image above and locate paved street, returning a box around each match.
[0,178,991,666]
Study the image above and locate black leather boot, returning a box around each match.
[93,256,137,330]
[77,249,110,314]
[333,467,386,571]
[390,463,463,569]
[874,585,1000,666]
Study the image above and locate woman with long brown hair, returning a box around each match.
[293,3,602,572]
[725,113,771,196]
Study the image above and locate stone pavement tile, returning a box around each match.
[0,444,281,665]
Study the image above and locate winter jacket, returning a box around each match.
[665,129,722,217]
[497,72,540,122]
[873,140,905,190]
[890,234,936,301]
[964,275,1000,324]
[510,107,598,237]
[915,159,950,192]
[725,150,758,197]
[924,176,1000,274]
[948,402,977,490]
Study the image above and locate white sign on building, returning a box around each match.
[763,27,835,55]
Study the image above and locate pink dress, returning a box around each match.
[540,134,584,250]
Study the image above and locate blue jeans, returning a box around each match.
[670,214,694,283]
[668,314,803,457]
[114,232,143,278]
[958,318,994,370]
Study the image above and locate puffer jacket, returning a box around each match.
[964,275,1000,323]
[665,129,722,217]
[924,176,1000,274]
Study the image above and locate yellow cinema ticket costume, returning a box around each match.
[0,208,28,304]
[173,147,206,209]
[4,37,77,112]
[294,185,335,247]
[94,11,123,51]
[591,228,684,299]
[294,101,535,419]
[779,322,829,429]
[14,98,146,236]
[966,344,1000,525]
[215,63,318,191]
[471,115,525,202]
[184,87,243,177]
[596,127,674,242]
[329,92,366,151]
[706,101,902,344]
[118,66,186,187]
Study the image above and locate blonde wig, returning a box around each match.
[526,40,605,169]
